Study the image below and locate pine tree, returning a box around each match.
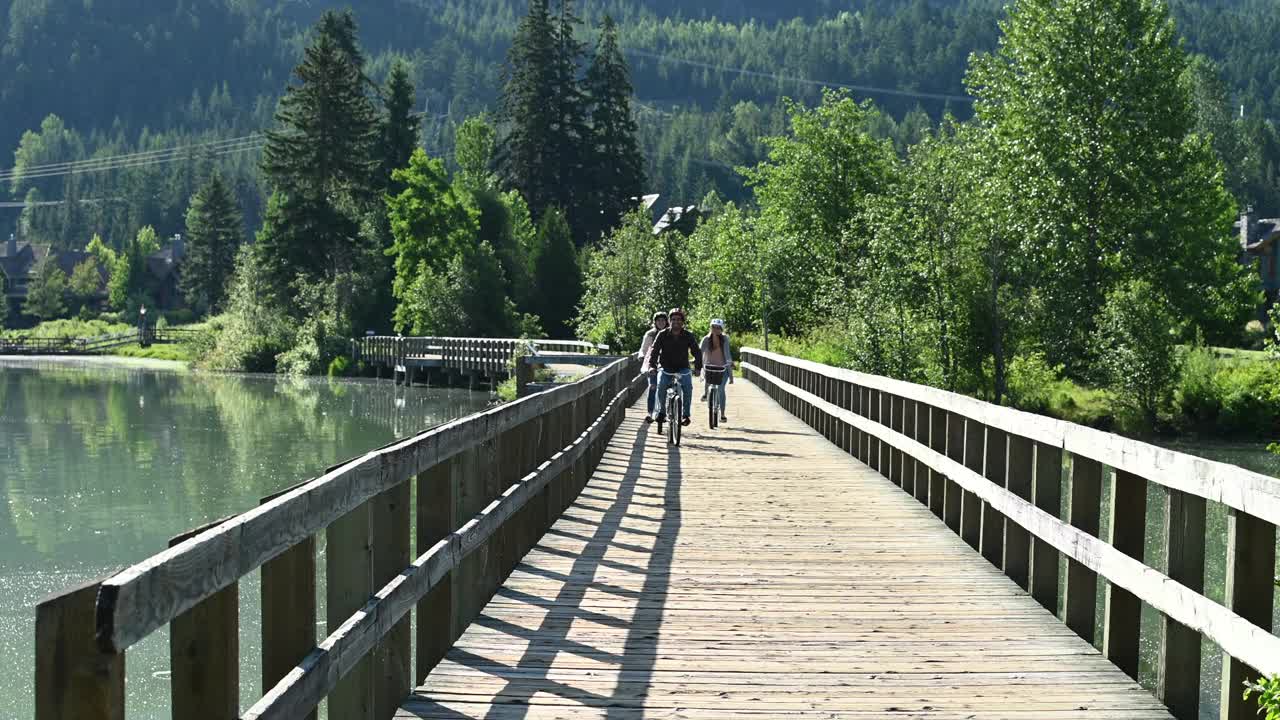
[532,208,583,338]
[583,15,647,244]
[259,20,378,291]
[379,62,421,194]
[316,10,365,73]
[498,0,590,242]
[498,0,559,217]
[181,172,244,314]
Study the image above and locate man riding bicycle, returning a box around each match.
[645,307,702,427]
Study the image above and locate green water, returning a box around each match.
[0,358,489,720]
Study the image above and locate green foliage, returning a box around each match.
[455,115,498,191]
[1,318,131,340]
[327,355,354,377]
[581,15,646,244]
[68,258,100,311]
[197,246,296,373]
[23,255,68,321]
[648,231,689,316]
[1005,353,1065,414]
[378,61,421,194]
[532,208,583,338]
[181,172,244,315]
[395,241,519,337]
[576,207,655,349]
[1093,280,1183,429]
[1178,351,1280,438]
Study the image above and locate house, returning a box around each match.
[1235,208,1280,305]
[653,205,701,236]
[145,234,185,310]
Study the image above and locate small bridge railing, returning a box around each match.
[742,347,1280,720]
[1,327,198,355]
[35,356,643,720]
[352,336,610,375]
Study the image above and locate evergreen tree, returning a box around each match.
[316,10,366,72]
[583,15,646,244]
[648,231,689,314]
[24,256,67,321]
[499,0,590,242]
[181,172,244,314]
[498,0,559,217]
[259,22,378,292]
[379,62,421,194]
[533,208,583,338]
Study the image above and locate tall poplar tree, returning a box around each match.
[181,172,244,314]
[583,15,646,244]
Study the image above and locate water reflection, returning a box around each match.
[0,358,489,720]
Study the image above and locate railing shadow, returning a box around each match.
[402,408,681,719]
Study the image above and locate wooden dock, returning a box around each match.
[398,382,1174,719]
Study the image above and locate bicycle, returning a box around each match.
[704,364,728,429]
[653,369,691,446]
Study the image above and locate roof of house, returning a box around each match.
[1235,217,1280,254]
[653,205,701,236]
[146,245,182,280]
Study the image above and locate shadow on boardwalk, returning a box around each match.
[401,414,680,719]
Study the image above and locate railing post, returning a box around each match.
[943,412,964,532]
[928,406,946,518]
[1030,442,1063,614]
[889,395,904,488]
[980,428,1007,567]
[1218,510,1276,720]
[416,459,456,679]
[168,520,239,720]
[960,419,984,550]
[328,498,375,720]
[1003,434,1033,590]
[1158,489,1206,719]
[901,398,917,496]
[912,401,930,505]
[35,579,125,720]
[1064,455,1102,643]
[1103,469,1147,680]
[260,495,316,720]
[372,477,412,718]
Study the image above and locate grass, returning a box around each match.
[2,318,133,340]
[110,343,197,362]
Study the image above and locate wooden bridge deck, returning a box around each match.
[397,381,1174,719]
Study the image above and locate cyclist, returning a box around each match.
[637,311,669,418]
[699,319,733,422]
[646,307,702,427]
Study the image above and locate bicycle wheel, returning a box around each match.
[708,385,718,429]
[674,394,682,446]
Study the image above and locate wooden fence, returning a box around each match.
[741,347,1280,720]
[352,336,609,376]
[1,326,198,355]
[34,356,643,720]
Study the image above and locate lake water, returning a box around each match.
[0,358,489,720]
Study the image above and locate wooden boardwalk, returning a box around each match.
[398,381,1173,719]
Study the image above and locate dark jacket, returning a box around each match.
[647,328,703,373]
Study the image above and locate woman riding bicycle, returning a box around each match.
[699,319,733,423]
[637,311,668,418]
[645,307,702,427]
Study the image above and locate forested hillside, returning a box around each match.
[6,0,1280,254]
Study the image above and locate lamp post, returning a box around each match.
[139,306,149,347]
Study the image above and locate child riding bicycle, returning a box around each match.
[645,307,702,427]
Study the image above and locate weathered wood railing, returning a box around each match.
[34,356,643,720]
[1,327,198,355]
[741,347,1280,720]
[352,336,610,376]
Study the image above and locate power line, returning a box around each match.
[621,47,974,104]
[0,133,265,179]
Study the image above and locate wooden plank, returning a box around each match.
[400,380,1173,720]
[96,357,638,654]
[168,519,239,720]
[1157,489,1206,720]
[35,579,125,720]
[373,479,413,719]
[1031,442,1063,615]
[1003,434,1033,589]
[1103,470,1147,680]
[328,501,375,720]
[260,486,317,720]
[1218,510,1276,720]
[1064,456,1102,643]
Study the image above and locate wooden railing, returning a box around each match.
[741,347,1280,720]
[0,326,199,355]
[352,336,610,375]
[34,356,643,720]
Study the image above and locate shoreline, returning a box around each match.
[0,354,189,372]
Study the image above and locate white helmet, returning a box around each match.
[710,318,725,328]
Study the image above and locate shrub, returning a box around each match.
[1006,353,1063,413]
[165,308,196,326]
[327,355,352,377]
[1245,319,1268,350]
[1215,362,1280,437]
[1093,280,1182,430]
[1175,347,1221,431]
